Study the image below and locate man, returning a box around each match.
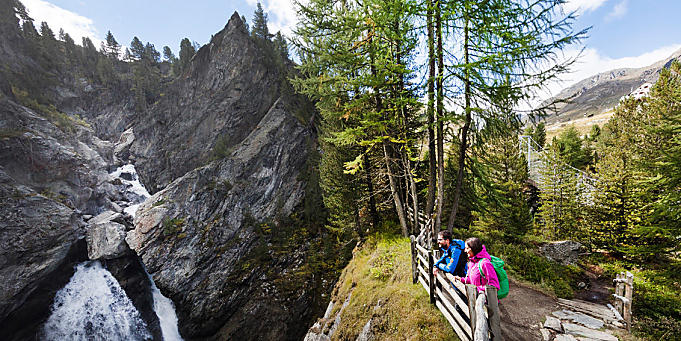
[432,230,467,277]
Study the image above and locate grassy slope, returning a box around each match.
[327,233,457,341]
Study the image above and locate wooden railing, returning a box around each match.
[612,271,633,330]
[410,235,503,341]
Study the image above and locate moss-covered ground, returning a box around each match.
[328,232,457,340]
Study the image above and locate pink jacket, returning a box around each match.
[461,245,500,293]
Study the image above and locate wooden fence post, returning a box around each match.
[428,250,436,304]
[486,286,503,341]
[614,273,623,314]
[410,235,417,284]
[466,284,477,335]
[624,272,633,330]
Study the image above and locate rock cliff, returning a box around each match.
[1,3,332,340]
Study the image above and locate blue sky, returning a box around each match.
[20,0,681,95]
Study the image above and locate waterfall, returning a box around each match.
[41,262,152,341]
[112,163,184,341]
[42,164,184,340]
[149,272,183,341]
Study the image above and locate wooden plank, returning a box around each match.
[419,276,430,294]
[466,285,478,334]
[410,236,417,284]
[435,285,473,338]
[418,265,429,283]
[415,243,428,256]
[444,273,468,294]
[436,298,471,341]
[428,251,436,304]
[486,287,503,341]
[417,254,428,268]
[556,299,617,322]
[614,273,623,314]
[436,274,470,319]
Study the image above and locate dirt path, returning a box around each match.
[499,278,561,341]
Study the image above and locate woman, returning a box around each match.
[454,237,499,293]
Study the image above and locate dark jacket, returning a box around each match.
[434,239,467,276]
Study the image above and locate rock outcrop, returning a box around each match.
[540,240,583,265]
[1,4,328,340]
[129,12,310,193]
[127,93,321,339]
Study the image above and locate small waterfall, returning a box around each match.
[42,262,152,341]
[109,163,152,218]
[112,163,184,340]
[149,272,183,341]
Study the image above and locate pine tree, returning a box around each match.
[273,32,288,60]
[104,30,120,59]
[176,38,195,73]
[163,46,176,63]
[533,123,547,149]
[444,0,587,231]
[474,127,533,240]
[130,36,145,60]
[294,0,420,236]
[252,2,270,40]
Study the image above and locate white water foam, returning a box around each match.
[42,261,152,341]
[110,164,184,340]
[149,272,183,341]
[110,164,151,218]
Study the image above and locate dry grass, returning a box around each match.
[329,234,458,341]
[545,109,614,140]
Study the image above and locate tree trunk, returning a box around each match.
[425,0,437,225]
[446,9,471,232]
[435,0,445,236]
[384,142,409,236]
[364,153,380,230]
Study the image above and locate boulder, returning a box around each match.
[86,219,130,260]
[540,240,583,265]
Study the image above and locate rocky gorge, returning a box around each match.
[1,3,341,340]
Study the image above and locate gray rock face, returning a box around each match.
[552,309,604,330]
[540,240,583,265]
[562,322,618,341]
[130,12,310,193]
[86,211,131,260]
[544,316,563,333]
[127,92,318,339]
[0,99,157,339]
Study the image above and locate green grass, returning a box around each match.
[329,232,457,341]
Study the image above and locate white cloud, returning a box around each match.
[605,0,628,21]
[533,43,681,104]
[22,0,100,46]
[245,0,301,37]
[562,0,609,14]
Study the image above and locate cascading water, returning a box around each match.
[43,164,183,340]
[41,262,152,340]
[111,164,183,341]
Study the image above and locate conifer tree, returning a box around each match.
[176,38,195,73]
[130,36,145,60]
[252,2,270,40]
[273,32,288,60]
[444,0,587,231]
[104,30,120,59]
[294,0,420,236]
[163,46,177,63]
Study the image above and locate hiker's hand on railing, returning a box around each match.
[453,276,461,282]
[433,267,438,276]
